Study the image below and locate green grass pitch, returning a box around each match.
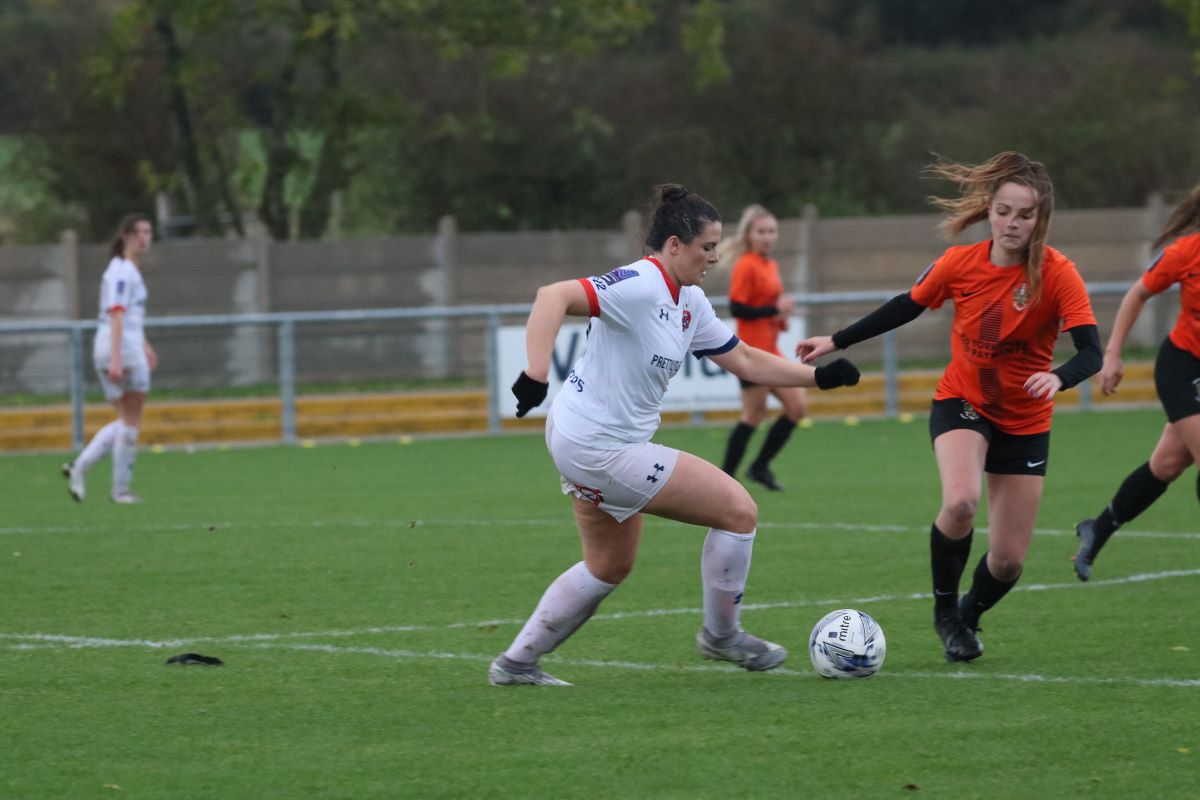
[2,408,1197,798]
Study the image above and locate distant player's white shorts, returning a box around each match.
[545,409,680,522]
[93,351,151,402]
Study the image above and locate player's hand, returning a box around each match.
[1023,371,1063,399]
[813,358,860,390]
[107,361,123,382]
[796,335,835,364]
[512,371,549,418]
[1098,352,1123,396]
[145,342,158,372]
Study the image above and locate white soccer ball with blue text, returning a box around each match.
[808,608,886,679]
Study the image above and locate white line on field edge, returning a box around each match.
[3,567,1197,653]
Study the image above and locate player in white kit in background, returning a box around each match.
[63,214,157,504]
[490,185,862,686]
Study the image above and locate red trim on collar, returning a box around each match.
[646,256,680,304]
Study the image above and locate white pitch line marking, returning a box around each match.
[2,517,1198,540]
[3,567,1197,652]
[242,642,1200,689]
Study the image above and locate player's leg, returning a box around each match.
[959,472,1042,632]
[490,499,635,686]
[746,385,808,492]
[111,390,146,503]
[645,452,786,670]
[1074,424,1188,580]
[722,383,767,476]
[929,426,988,662]
[66,357,127,501]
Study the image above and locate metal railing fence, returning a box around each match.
[0,282,1159,449]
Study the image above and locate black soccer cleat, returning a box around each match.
[745,464,784,492]
[1073,518,1096,582]
[934,608,983,663]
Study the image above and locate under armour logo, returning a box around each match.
[646,463,665,483]
[659,309,670,321]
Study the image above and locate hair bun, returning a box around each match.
[659,184,690,203]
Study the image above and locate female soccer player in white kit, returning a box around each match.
[490,185,862,685]
[64,214,157,504]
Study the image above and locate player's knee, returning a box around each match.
[722,493,758,534]
[941,496,978,527]
[988,553,1023,582]
[1149,450,1189,482]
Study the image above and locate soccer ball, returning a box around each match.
[808,608,886,679]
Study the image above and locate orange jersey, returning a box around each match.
[910,240,1096,435]
[729,251,785,354]
[1141,232,1200,358]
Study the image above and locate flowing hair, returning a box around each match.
[925,151,1054,305]
[1152,180,1200,252]
[716,204,773,271]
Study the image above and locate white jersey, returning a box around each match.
[550,257,737,448]
[95,256,148,354]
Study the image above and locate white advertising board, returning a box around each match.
[496,317,806,418]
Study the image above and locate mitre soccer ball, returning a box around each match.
[808,608,886,679]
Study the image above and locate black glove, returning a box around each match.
[813,358,860,390]
[512,371,549,418]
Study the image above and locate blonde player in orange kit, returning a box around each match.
[797,152,1101,663]
[1073,180,1200,580]
[719,205,808,490]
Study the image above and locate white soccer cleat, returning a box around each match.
[63,462,85,503]
[697,628,788,671]
[488,654,572,686]
[110,491,143,505]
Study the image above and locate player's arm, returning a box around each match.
[796,293,926,363]
[108,309,125,382]
[511,279,591,417]
[1026,324,1102,399]
[709,341,860,390]
[144,339,157,372]
[1096,281,1154,395]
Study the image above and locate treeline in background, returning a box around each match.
[2,0,1200,244]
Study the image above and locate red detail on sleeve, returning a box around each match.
[106,305,127,314]
[578,277,600,317]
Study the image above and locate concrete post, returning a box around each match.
[1143,192,1170,346]
[61,229,80,320]
[623,210,643,262]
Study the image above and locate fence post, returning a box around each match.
[278,319,297,444]
[433,215,458,378]
[883,329,899,417]
[69,325,85,450]
[797,204,819,338]
[61,229,79,320]
[623,210,643,262]
[486,310,501,434]
[1144,192,1169,345]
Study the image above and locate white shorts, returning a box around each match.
[545,409,680,522]
[93,351,151,402]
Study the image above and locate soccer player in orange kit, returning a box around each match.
[797,152,1101,663]
[719,205,808,491]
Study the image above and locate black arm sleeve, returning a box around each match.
[1051,324,1102,390]
[831,293,926,350]
[729,300,779,320]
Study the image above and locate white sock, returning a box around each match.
[75,421,121,474]
[504,561,617,665]
[112,423,139,495]
[701,529,756,640]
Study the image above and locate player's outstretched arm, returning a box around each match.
[797,292,926,364]
[711,342,860,390]
[1098,282,1153,395]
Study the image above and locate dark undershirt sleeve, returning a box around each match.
[831,293,926,350]
[729,300,779,320]
[1051,324,1102,390]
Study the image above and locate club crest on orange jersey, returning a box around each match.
[1011,282,1031,312]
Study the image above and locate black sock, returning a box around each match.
[749,416,797,471]
[930,524,972,614]
[1092,462,1169,552]
[722,422,756,475]
[961,553,1018,626]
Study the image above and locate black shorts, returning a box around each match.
[738,377,758,390]
[1155,337,1200,423]
[928,398,1051,476]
